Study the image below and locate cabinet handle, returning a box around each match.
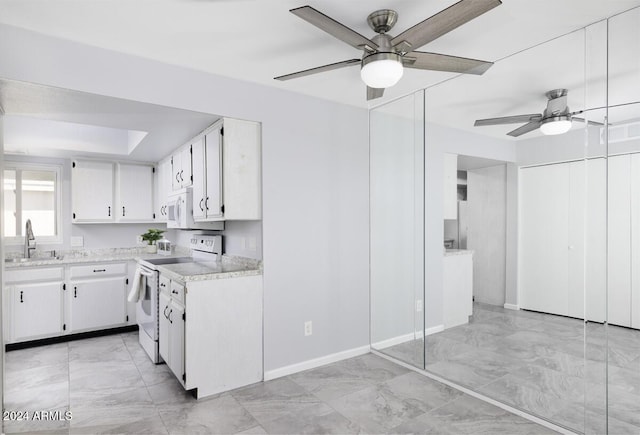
[206,197,210,210]
[93,269,106,273]
[108,206,111,217]
[122,206,126,217]
[20,291,23,303]
[168,309,173,324]
[164,305,169,319]
[74,287,77,298]
[160,282,166,288]
[176,172,180,182]
[172,289,178,295]
[161,205,166,215]
[180,170,184,182]
[199,198,204,211]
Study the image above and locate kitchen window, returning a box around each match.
[3,163,62,244]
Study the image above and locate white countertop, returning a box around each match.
[4,247,189,268]
[444,249,474,257]
[156,256,262,283]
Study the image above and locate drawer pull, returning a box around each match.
[74,287,77,298]
[164,305,170,319]
[168,309,173,324]
[93,269,106,273]
[20,291,23,303]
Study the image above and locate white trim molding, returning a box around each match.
[264,345,371,381]
[371,324,445,350]
[503,303,520,311]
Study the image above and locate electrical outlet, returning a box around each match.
[70,236,84,247]
[248,237,257,251]
[304,321,312,336]
[416,300,423,312]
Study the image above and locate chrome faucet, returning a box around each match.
[24,219,36,258]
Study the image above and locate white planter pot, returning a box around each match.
[145,245,157,254]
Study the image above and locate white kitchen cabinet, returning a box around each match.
[70,277,127,332]
[192,128,223,221]
[69,262,128,333]
[172,145,193,190]
[159,278,185,384]
[443,153,457,220]
[632,154,640,329]
[117,163,155,222]
[221,118,261,220]
[72,160,115,222]
[154,157,172,222]
[10,282,64,343]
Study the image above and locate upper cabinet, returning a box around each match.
[116,163,154,222]
[72,160,155,224]
[190,118,261,222]
[154,158,172,222]
[72,160,115,222]
[172,145,193,190]
[443,153,458,220]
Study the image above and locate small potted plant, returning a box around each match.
[141,229,165,253]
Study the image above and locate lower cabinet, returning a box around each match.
[158,273,263,398]
[10,282,64,342]
[4,262,129,344]
[70,277,127,332]
[159,288,185,385]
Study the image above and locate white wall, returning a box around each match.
[0,23,369,373]
[467,165,507,306]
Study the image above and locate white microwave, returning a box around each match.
[167,188,192,229]
[167,188,224,230]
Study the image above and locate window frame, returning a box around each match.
[3,161,63,245]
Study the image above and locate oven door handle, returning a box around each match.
[139,268,155,277]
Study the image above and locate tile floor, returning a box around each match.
[382,303,640,435]
[3,331,555,434]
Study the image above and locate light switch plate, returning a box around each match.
[71,236,84,247]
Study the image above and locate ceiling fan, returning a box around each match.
[474,89,601,137]
[275,0,502,101]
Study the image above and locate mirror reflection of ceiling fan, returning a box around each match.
[474,89,603,137]
[275,0,502,100]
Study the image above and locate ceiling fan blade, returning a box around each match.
[290,6,378,51]
[274,59,360,81]
[367,87,384,101]
[507,121,541,137]
[474,114,542,126]
[403,51,493,75]
[391,0,501,53]
[572,117,604,127]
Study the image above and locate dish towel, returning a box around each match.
[127,267,144,303]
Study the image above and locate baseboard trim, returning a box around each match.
[372,350,576,435]
[264,345,371,381]
[503,303,520,311]
[371,324,445,350]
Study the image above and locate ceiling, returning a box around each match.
[0,0,639,156]
[1,0,639,111]
[0,79,218,161]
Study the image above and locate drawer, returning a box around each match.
[69,263,127,280]
[170,280,185,305]
[5,267,64,284]
[159,275,171,295]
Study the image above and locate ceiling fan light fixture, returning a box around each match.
[360,52,403,89]
[540,116,572,136]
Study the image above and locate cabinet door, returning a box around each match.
[72,160,114,222]
[205,129,223,219]
[172,152,182,191]
[181,145,193,187]
[117,163,154,222]
[608,154,632,327]
[159,291,171,364]
[11,282,63,343]
[169,301,185,383]
[71,277,126,332]
[191,138,207,221]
